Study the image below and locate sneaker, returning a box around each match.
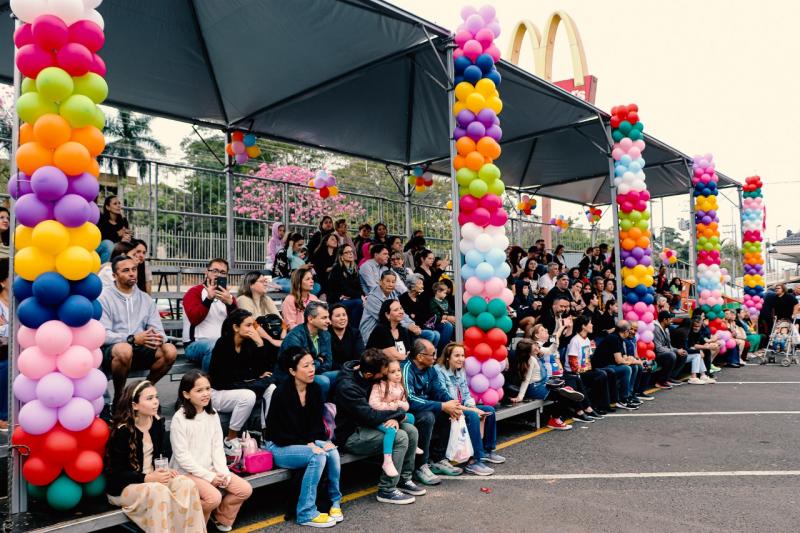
[546,417,573,430]
[299,513,336,528]
[223,438,242,459]
[573,412,595,423]
[556,386,585,402]
[626,398,643,407]
[739,360,748,366]
[464,461,494,476]
[605,406,617,413]
[687,377,706,385]
[586,411,604,420]
[482,451,506,464]
[328,508,344,523]
[710,364,722,372]
[212,519,233,532]
[655,382,673,390]
[376,489,415,505]
[615,400,639,410]
[413,464,441,485]
[668,379,685,386]
[701,375,717,384]
[636,392,655,401]
[429,459,463,477]
[397,479,427,496]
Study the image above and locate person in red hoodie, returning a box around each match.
[183,258,237,371]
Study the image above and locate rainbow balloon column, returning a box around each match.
[9,0,110,510]
[692,155,732,350]
[453,5,511,407]
[741,175,765,317]
[611,104,656,361]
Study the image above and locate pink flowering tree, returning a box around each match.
[233,163,366,226]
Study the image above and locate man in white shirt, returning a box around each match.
[360,244,407,295]
[537,262,560,295]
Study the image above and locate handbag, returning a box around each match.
[231,431,273,474]
[445,415,473,464]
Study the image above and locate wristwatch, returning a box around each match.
[127,334,135,345]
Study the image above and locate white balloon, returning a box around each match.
[631,179,646,191]
[461,223,480,241]
[48,0,86,24]
[85,8,104,29]
[618,182,631,195]
[622,171,636,182]
[484,225,505,237]
[459,238,474,253]
[10,0,49,22]
[495,235,510,250]
[83,0,102,8]
[475,233,493,253]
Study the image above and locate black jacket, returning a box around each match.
[106,417,169,496]
[327,263,363,302]
[208,336,276,395]
[330,327,365,370]
[333,360,405,445]
[263,380,328,446]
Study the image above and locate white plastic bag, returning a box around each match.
[445,415,473,463]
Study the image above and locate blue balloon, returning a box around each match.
[461,265,475,279]
[18,297,57,328]
[463,65,483,84]
[625,291,639,304]
[634,284,648,296]
[58,295,94,327]
[474,262,494,281]
[71,273,103,300]
[475,54,495,74]
[642,293,655,305]
[486,68,501,86]
[465,250,484,268]
[454,56,471,75]
[485,248,506,267]
[92,299,103,320]
[13,277,34,303]
[495,262,511,280]
[454,75,464,85]
[32,272,70,307]
[243,133,256,147]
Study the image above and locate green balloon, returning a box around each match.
[82,474,106,498]
[710,236,719,244]
[21,77,36,94]
[73,72,108,104]
[641,210,650,220]
[488,178,505,196]
[620,219,633,231]
[611,130,624,142]
[468,178,488,198]
[704,242,714,251]
[629,210,642,222]
[27,482,47,500]
[456,167,477,187]
[478,163,500,183]
[60,94,97,128]
[46,475,83,511]
[496,315,513,333]
[458,185,469,197]
[476,311,496,330]
[487,298,507,318]
[16,92,58,124]
[636,219,649,230]
[36,67,74,102]
[91,105,106,130]
[706,311,716,320]
[698,237,707,245]
[466,296,487,315]
[629,129,642,141]
[619,121,632,134]
[462,313,476,329]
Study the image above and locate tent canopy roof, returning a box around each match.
[0,0,739,204]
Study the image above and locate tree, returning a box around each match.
[103,110,166,180]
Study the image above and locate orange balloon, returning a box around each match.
[622,238,636,251]
[70,126,105,157]
[33,114,72,150]
[86,158,100,177]
[464,151,485,171]
[637,236,651,249]
[642,229,651,238]
[628,227,642,240]
[456,137,476,157]
[453,154,466,170]
[619,230,629,241]
[19,123,34,145]
[53,141,91,175]
[16,141,53,175]
[225,143,234,156]
[476,137,501,160]
[704,228,713,238]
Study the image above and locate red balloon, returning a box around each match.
[610,116,621,129]
[473,342,492,362]
[464,326,484,346]
[319,187,330,199]
[645,350,655,361]
[22,456,62,486]
[12,426,42,456]
[492,345,508,362]
[43,425,79,465]
[65,450,104,483]
[77,418,110,453]
[56,42,92,76]
[485,328,507,348]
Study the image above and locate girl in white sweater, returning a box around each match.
[170,370,253,532]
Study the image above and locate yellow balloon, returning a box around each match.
[486,96,503,114]
[624,275,638,289]
[415,185,425,192]
[15,225,33,250]
[31,220,70,255]
[632,265,646,277]
[327,186,339,196]
[55,246,94,280]
[14,246,55,281]
[465,92,486,114]
[474,78,496,97]
[452,101,465,116]
[68,222,102,251]
[90,250,101,273]
[454,82,475,102]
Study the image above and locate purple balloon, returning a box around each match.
[86,200,100,224]
[466,120,486,141]
[489,373,505,390]
[73,368,108,400]
[8,171,32,200]
[235,152,249,164]
[476,108,497,127]
[54,194,90,227]
[18,399,58,435]
[453,126,467,139]
[31,166,68,202]
[620,250,631,260]
[707,210,716,219]
[485,124,502,141]
[624,257,637,268]
[481,358,501,378]
[632,247,644,259]
[464,357,482,376]
[13,374,38,404]
[91,395,105,415]
[36,372,75,408]
[702,216,711,225]
[66,172,100,202]
[15,193,54,227]
[640,256,652,267]
[456,109,475,128]
[470,373,490,394]
[57,397,95,432]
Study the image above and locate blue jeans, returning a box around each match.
[436,322,454,352]
[376,413,415,454]
[314,371,339,401]
[185,338,217,372]
[419,329,440,350]
[464,405,497,462]
[96,239,114,264]
[337,298,363,327]
[606,364,632,401]
[264,440,342,523]
[273,278,291,293]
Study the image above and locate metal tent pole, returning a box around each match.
[609,168,624,321]
[404,170,413,240]
[446,42,463,342]
[224,130,236,267]
[688,184,698,300]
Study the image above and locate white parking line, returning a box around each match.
[445,470,800,481]
[716,381,800,384]
[605,410,800,417]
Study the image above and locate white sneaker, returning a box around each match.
[687,377,706,385]
[224,438,242,459]
[701,375,717,383]
[739,360,748,366]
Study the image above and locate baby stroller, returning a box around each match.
[763,319,800,367]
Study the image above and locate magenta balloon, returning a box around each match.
[15,193,53,227]
[36,372,75,408]
[18,399,58,435]
[459,194,479,213]
[57,397,95,432]
[479,193,502,210]
[8,171,32,200]
[56,42,92,76]
[72,368,108,400]
[89,53,106,76]
[489,209,507,227]
[15,44,54,79]
[66,172,100,202]
[31,165,69,202]
[485,124,502,141]
[32,14,69,50]
[471,207,490,226]
[54,193,89,227]
[482,387,500,406]
[86,200,100,224]
[12,374,38,404]
[68,20,105,53]
[14,23,33,47]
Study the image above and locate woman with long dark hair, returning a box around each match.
[129,238,152,294]
[367,299,414,361]
[373,222,390,246]
[307,216,334,258]
[281,266,320,329]
[552,244,567,272]
[312,232,339,299]
[237,271,284,346]
[97,195,131,263]
[327,244,364,325]
[0,207,9,259]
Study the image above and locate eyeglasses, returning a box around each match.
[421,351,436,357]
[208,268,228,275]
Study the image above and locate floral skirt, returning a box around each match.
[108,476,206,532]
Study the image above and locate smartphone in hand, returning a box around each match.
[216,277,228,290]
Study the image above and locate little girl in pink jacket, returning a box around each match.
[368,360,417,477]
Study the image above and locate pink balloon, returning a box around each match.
[626,311,639,322]
[465,277,484,295]
[71,319,106,350]
[489,209,508,227]
[15,44,55,78]
[92,348,103,368]
[481,388,500,406]
[57,397,95,432]
[500,288,514,306]
[32,14,69,50]
[35,320,73,356]
[453,48,464,60]
[56,42,92,76]
[484,277,505,297]
[484,44,501,62]
[463,39,483,61]
[18,325,37,349]
[475,28,495,48]
[18,346,57,380]
[454,29,473,47]
[56,345,94,379]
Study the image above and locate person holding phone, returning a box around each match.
[183,258,238,372]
